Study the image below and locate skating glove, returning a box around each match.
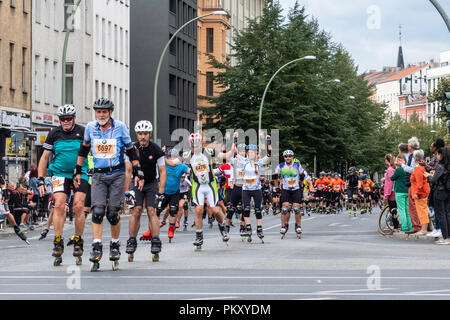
[125,191,136,209]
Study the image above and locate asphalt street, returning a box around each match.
[1,207,450,300]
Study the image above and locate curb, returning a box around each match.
[385,232,438,243]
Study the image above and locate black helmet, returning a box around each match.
[348,167,356,173]
[93,98,114,111]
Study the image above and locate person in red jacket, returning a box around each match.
[410,150,430,236]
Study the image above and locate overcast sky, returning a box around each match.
[278,0,450,74]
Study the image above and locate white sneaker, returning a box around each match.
[435,230,442,238]
[435,238,450,245]
[427,229,441,237]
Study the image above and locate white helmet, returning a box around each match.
[57,104,76,117]
[135,120,153,133]
[189,133,202,147]
[283,149,294,157]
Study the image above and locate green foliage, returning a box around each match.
[200,0,443,174]
[428,76,450,121]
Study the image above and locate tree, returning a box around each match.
[200,0,388,174]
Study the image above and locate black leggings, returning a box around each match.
[388,200,399,229]
[242,189,263,210]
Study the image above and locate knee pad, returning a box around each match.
[281,207,289,215]
[255,208,262,220]
[293,206,302,215]
[169,205,178,218]
[226,206,235,220]
[243,206,251,218]
[236,206,243,215]
[92,206,106,224]
[106,206,121,226]
[183,201,189,211]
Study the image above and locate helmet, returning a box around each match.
[237,144,246,151]
[282,150,294,157]
[348,167,356,173]
[247,144,257,151]
[57,104,76,117]
[319,171,325,176]
[134,120,153,133]
[364,174,369,180]
[359,169,364,173]
[93,98,114,110]
[189,133,202,147]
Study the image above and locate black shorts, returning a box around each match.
[231,185,243,208]
[84,185,91,208]
[161,191,181,209]
[363,192,372,200]
[224,188,232,205]
[179,191,190,201]
[347,187,359,199]
[133,181,158,208]
[52,176,90,197]
[281,189,302,204]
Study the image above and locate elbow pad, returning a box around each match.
[78,144,90,158]
[126,146,140,162]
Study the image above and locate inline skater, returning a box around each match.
[360,174,374,214]
[241,138,272,244]
[37,105,89,266]
[123,120,166,262]
[74,98,145,271]
[329,172,345,214]
[275,150,314,239]
[346,167,360,216]
[314,172,329,214]
[217,161,235,233]
[261,180,272,215]
[178,174,192,231]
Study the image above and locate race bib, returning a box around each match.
[93,139,117,159]
[364,187,371,192]
[52,177,65,193]
[228,179,234,187]
[334,185,340,191]
[287,179,297,187]
[245,178,256,185]
[237,170,245,178]
[318,185,324,190]
[194,164,208,173]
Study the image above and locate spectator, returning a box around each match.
[410,150,430,236]
[390,154,413,233]
[426,138,446,237]
[425,147,450,244]
[28,166,39,223]
[398,137,422,234]
[384,154,399,232]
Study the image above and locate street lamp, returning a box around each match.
[153,10,228,144]
[429,0,450,33]
[258,55,316,147]
[61,0,82,105]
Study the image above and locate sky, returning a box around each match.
[278,0,450,74]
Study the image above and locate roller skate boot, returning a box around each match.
[219,224,230,245]
[89,242,103,272]
[126,237,137,262]
[140,228,152,241]
[109,241,121,271]
[151,236,162,261]
[296,225,303,239]
[193,232,203,251]
[67,235,84,265]
[168,224,175,243]
[52,236,64,266]
[257,226,264,243]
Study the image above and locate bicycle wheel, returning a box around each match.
[377,206,394,236]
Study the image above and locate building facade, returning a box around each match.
[399,95,426,122]
[197,0,230,125]
[0,0,32,183]
[130,0,198,146]
[426,50,450,125]
[93,0,130,126]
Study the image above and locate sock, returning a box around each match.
[93,239,102,243]
[196,229,203,233]
[111,238,120,243]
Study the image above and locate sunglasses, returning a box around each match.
[284,155,293,158]
[59,117,74,122]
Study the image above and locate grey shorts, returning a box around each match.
[91,171,126,208]
[133,181,158,208]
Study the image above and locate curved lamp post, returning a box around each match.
[257,56,316,145]
[153,10,228,143]
[429,0,450,33]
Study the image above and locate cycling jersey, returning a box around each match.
[242,159,265,191]
[361,179,374,193]
[230,156,249,186]
[83,118,133,170]
[347,174,359,188]
[218,163,234,189]
[275,162,310,191]
[44,124,89,181]
[329,178,346,192]
[314,178,329,191]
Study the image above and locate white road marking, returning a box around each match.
[318,288,395,294]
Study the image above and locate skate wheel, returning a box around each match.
[53,257,62,267]
[241,237,244,242]
[90,262,99,272]
[128,253,134,262]
[152,253,159,262]
[169,238,172,243]
[297,234,302,239]
[247,237,252,243]
[194,245,202,251]
[112,260,119,271]
[281,234,285,239]
[75,256,82,265]
[260,239,264,244]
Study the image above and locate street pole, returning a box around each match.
[153,10,227,143]
[62,0,82,105]
[429,0,450,33]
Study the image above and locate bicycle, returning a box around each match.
[377,206,397,235]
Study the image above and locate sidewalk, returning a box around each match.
[385,231,439,243]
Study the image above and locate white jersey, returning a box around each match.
[190,152,212,185]
[230,155,249,186]
[180,178,192,193]
[242,159,264,191]
[275,162,310,191]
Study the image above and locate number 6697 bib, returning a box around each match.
[93,139,117,159]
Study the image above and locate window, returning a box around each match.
[169,34,176,56]
[95,15,100,53]
[95,80,99,100]
[21,47,27,93]
[169,115,176,134]
[44,58,49,104]
[23,0,29,13]
[53,61,57,105]
[169,0,176,13]
[9,43,15,90]
[114,24,118,61]
[85,64,90,108]
[206,72,214,96]
[65,62,74,104]
[169,74,176,96]
[34,55,40,102]
[101,18,106,56]
[10,0,15,8]
[85,0,91,35]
